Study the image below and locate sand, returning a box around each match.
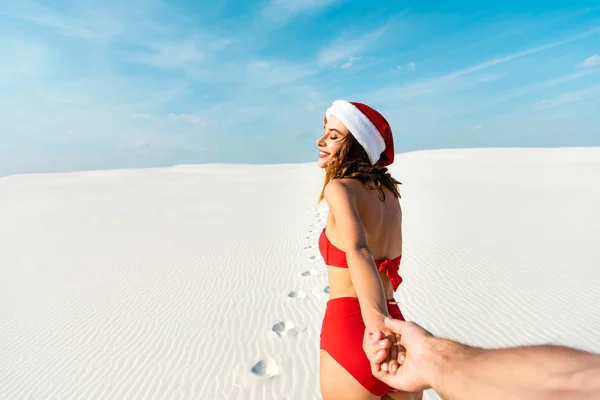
[1,147,599,399]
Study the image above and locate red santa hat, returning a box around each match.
[324,100,395,166]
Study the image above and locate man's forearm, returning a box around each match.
[426,337,600,400]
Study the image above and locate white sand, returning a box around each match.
[1,147,600,400]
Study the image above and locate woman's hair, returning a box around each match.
[318,133,401,203]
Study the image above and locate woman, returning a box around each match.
[317,100,422,400]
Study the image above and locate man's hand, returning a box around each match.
[366,318,600,400]
[364,317,435,392]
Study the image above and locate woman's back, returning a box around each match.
[354,180,403,260]
[324,178,402,300]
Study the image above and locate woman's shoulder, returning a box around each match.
[323,178,361,197]
[323,179,360,205]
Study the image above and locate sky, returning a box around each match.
[1,0,599,176]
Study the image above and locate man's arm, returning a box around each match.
[366,319,600,400]
[426,337,600,400]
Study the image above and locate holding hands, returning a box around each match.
[363,317,435,393]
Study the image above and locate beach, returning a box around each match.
[2,147,600,400]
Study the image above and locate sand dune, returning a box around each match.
[1,147,599,399]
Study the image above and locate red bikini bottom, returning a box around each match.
[320,297,406,396]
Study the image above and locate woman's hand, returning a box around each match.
[363,315,402,375]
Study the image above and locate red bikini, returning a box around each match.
[319,228,406,396]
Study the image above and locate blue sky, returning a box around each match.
[1,0,599,176]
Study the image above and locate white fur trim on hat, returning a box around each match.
[325,100,385,165]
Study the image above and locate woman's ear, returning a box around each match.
[323,115,327,126]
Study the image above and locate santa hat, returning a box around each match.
[324,100,395,166]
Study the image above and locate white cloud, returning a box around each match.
[0,36,57,82]
[471,125,482,130]
[452,69,600,115]
[476,73,503,83]
[168,113,216,126]
[262,0,343,22]
[10,2,222,76]
[371,27,600,102]
[341,56,362,69]
[444,27,600,80]
[247,60,271,70]
[532,85,600,109]
[244,59,315,87]
[210,38,234,50]
[22,14,106,41]
[131,113,153,119]
[8,0,129,43]
[317,26,387,66]
[579,55,600,67]
[391,61,416,72]
[127,40,205,70]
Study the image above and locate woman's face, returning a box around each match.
[316,114,350,169]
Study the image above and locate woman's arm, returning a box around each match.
[323,180,389,327]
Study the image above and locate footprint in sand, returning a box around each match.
[309,255,316,260]
[270,319,308,337]
[311,285,330,299]
[301,270,319,277]
[251,359,280,378]
[271,320,298,337]
[287,290,307,299]
[303,245,314,250]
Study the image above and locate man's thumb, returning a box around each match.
[384,317,405,333]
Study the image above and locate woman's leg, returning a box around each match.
[386,390,423,400]
[320,349,422,400]
[320,350,381,400]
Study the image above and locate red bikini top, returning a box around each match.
[319,228,403,291]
